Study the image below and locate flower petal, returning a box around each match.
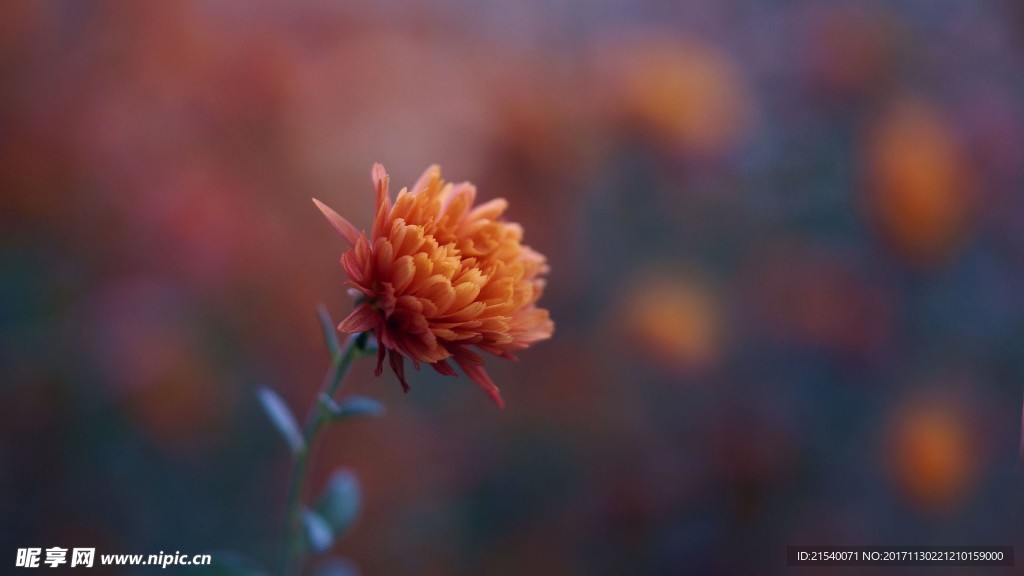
[411,165,441,196]
[388,349,410,393]
[312,198,360,245]
[337,302,379,334]
[372,163,391,239]
[454,356,505,409]
[374,327,386,377]
[431,359,458,376]
[468,198,508,221]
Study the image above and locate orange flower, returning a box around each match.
[314,164,553,407]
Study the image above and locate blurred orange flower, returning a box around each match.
[887,396,979,512]
[595,32,750,156]
[865,98,973,264]
[619,272,720,373]
[314,164,553,407]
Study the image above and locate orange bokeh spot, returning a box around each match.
[598,33,750,156]
[865,98,973,264]
[620,273,720,372]
[888,399,977,511]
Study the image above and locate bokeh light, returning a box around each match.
[887,392,980,512]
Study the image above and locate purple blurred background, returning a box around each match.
[4,1,1024,574]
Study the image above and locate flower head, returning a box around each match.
[314,164,553,407]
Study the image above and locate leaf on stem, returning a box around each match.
[317,305,342,361]
[257,387,304,453]
[303,508,335,554]
[315,469,361,537]
[319,394,385,421]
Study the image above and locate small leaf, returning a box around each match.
[257,387,304,453]
[319,394,385,421]
[303,508,334,554]
[317,305,342,360]
[312,558,360,576]
[316,469,361,536]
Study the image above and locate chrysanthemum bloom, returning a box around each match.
[314,164,553,407]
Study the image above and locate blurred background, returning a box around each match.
[3,1,1024,574]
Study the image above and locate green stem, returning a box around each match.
[281,333,361,576]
